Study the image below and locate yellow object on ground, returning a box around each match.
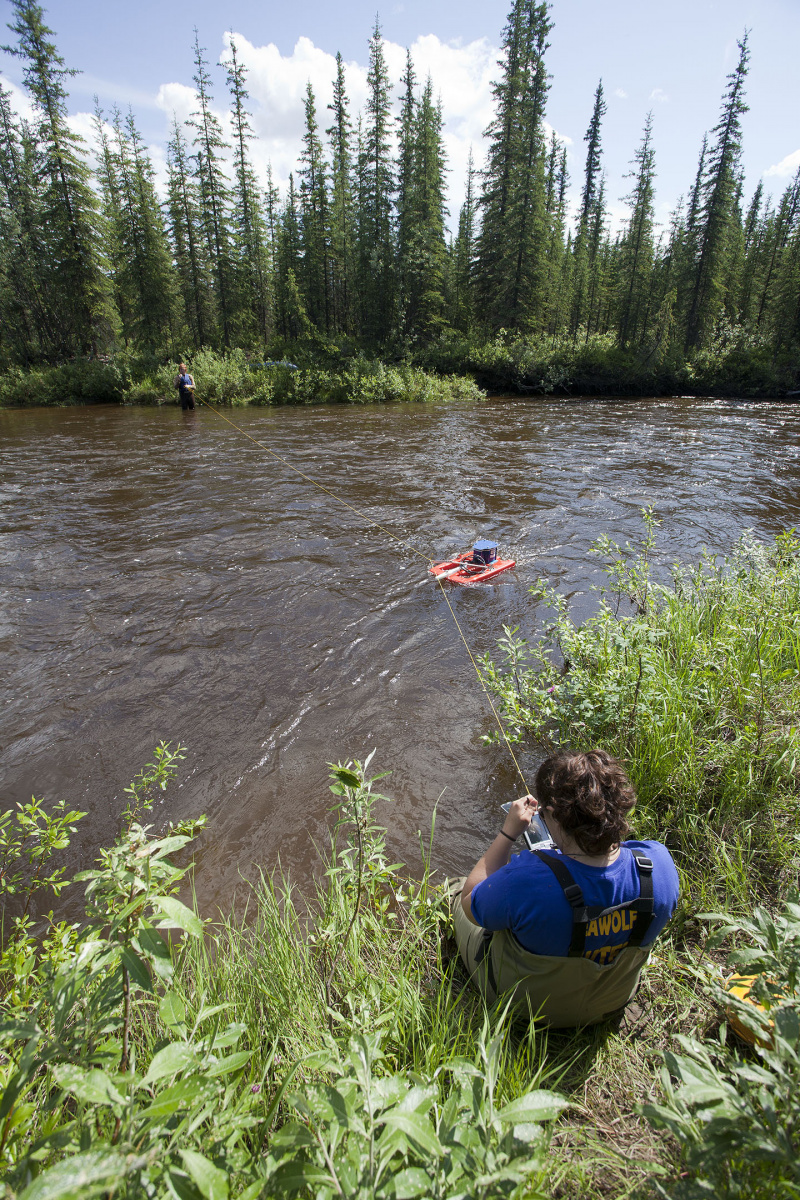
[725,974,773,1047]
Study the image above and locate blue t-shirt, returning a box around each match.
[470,840,679,963]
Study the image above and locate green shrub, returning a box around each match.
[0,751,566,1199]
[0,359,126,407]
[643,897,800,1198]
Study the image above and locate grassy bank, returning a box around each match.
[0,350,483,409]
[3,531,800,1198]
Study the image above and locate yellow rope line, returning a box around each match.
[196,395,530,792]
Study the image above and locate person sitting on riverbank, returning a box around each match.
[175,362,196,411]
[451,749,679,1027]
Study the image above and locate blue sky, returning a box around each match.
[1,0,797,235]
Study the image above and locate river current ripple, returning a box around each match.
[2,397,800,915]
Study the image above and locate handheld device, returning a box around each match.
[501,801,556,852]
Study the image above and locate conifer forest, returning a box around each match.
[0,0,798,400]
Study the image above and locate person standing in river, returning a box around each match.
[174,362,196,411]
[452,749,680,1027]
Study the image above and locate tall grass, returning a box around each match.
[168,765,554,1102]
[481,518,800,919]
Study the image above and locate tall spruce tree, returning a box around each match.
[684,33,750,350]
[395,48,417,331]
[400,77,448,341]
[358,19,395,344]
[4,0,114,356]
[570,78,606,336]
[326,53,356,335]
[189,31,236,346]
[108,107,178,352]
[274,175,307,340]
[754,169,800,329]
[475,0,554,331]
[449,148,477,333]
[544,138,570,336]
[770,178,800,355]
[616,112,656,348]
[166,114,215,348]
[0,81,54,362]
[92,100,131,342]
[738,179,764,322]
[298,83,331,333]
[226,38,272,349]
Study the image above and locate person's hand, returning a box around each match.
[501,794,536,839]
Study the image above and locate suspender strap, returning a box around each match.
[626,849,655,947]
[533,847,657,957]
[532,851,588,956]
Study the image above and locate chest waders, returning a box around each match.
[453,850,656,1028]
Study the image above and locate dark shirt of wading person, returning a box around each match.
[451,748,679,1028]
[175,363,195,411]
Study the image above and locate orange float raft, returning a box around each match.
[429,540,516,585]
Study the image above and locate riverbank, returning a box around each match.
[0,351,483,409]
[1,331,797,408]
[2,531,800,1197]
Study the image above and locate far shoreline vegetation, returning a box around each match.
[1,1,798,409]
[2,329,800,410]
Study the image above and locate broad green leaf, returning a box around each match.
[195,1003,231,1026]
[389,1166,432,1198]
[179,1150,229,1200]
[511,1122,547,1144]
[121,946,153,993]
[270,1120,316,1150]
[204,1023,246,1050]
[206,1050,251,1077]
[498,1091,569,1125]
[140,1079,215,1120]
[153,896,204,938]
[0,1019,40,1043]
[160,990,187,1031]
[395,1083,436,1115]
[137,922,173,980]
[269,1161,332,1192]
[53,1065,124,1108]
[380,1111,442,1157]
[775,1006,800,1042]
[20,1149,135,1200]
[331,768,361,789]
[238,1184,265,1200]
[165,1167,205,1200]
[143,1041,197,1084]
[149,835,193,859]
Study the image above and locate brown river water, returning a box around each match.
[2,397,800,919]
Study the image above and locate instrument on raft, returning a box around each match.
[429,539,516,585]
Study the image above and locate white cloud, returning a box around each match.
[613,87,627,99]
[648,88,669,104]
[156,81,199,128]
[211,30,503,216]
[6,32,576,227]
[66,109,100,150]
[0,73,34,121]
[764,149,800,179]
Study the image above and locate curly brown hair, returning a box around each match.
[535,749,636,855]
